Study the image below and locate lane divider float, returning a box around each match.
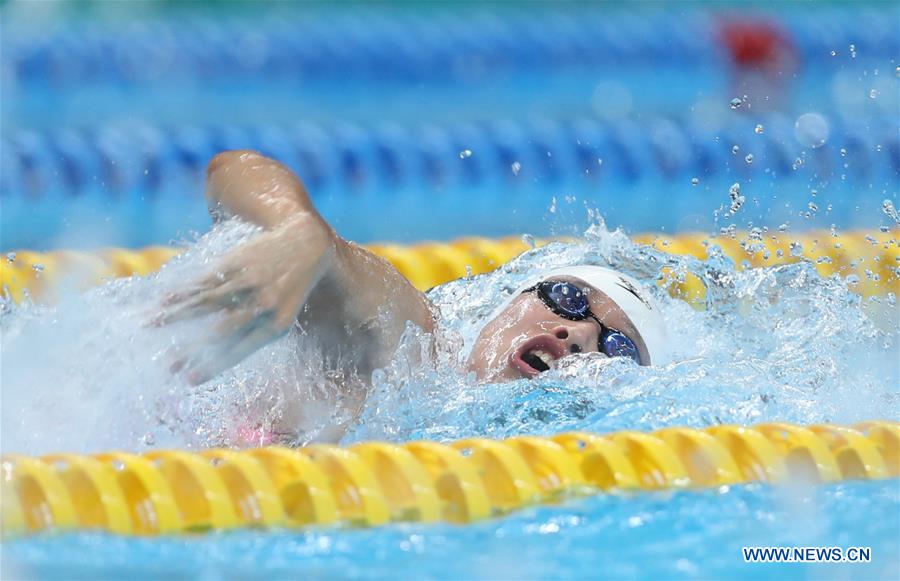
[2,422,897,538]
[2,230,897,305]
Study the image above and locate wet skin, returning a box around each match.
[465,276,650,382]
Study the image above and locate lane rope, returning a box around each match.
[2,422,897,537]
[2,230,897,304]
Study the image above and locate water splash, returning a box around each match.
[348,224,898,443]
[1,220,896,455]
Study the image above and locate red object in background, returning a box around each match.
[718,19,797,72]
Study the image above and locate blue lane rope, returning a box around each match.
[2,114,897,200]
[5,9,898,86]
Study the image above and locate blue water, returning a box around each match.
[4,482,898,580]
[2,219,898,578]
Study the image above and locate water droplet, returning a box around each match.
[808,202,819,212]
[869,89,878,99]
[730,97,743,109]
[511,161,521,175]
[5,252,16,264]
[811,189,818,197]
[597,158,603,167]
[549,197,557,214]
[778,223,789,232]
[754,124,764,134]
[143,433,156,446]
[896,66,900,78]
[789,241,804,257]
[728,182,745,214]
[830,50,837,57]
[744,154,754,164]
[458,149,472,159]
[691,177,699,186]
[876,144,882,152]
[882,199,900,224]
[849,44,856,58]
[840,148,847,157]
[794,112,829,148]
[521,233,535,249]
[732,145,740,154]
[32,264,44,273]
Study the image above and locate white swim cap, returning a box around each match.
[484,265,669,365]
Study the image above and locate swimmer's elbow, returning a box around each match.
[204,150,318,229]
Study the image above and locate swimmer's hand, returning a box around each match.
[156,149,433,387]
[156,150,335,384]
[158,214,333,384]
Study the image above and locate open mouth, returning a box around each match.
[511,334,567,378]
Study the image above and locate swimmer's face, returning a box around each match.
[466,276,650,382]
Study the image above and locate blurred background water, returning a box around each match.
[3,1,898,249]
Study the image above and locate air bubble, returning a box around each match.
[869,89,878,99]
[745,154,753,164]
[458,149,472,159]
[732,145,740,154]
[5,252,16,264]
[754,124,764,134]
[730,97,743,109]
[522,233,535,249]
[32,264,44,273]
[691,177,699,186]
[840,148,847,157]
[511,161,521,175]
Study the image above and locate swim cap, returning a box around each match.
[484,265,669,365]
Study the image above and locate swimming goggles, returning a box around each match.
[523,280,642,363]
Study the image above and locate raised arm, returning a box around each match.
[161,151,434,384]
[204,150,325,229]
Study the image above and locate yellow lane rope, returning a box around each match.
[2,422,896,537]
[1,230,897,304]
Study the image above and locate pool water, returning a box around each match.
[4,481,898,580]
[2,221,898,578]
[2,2,899,579]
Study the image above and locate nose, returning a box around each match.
[552,321,599,355]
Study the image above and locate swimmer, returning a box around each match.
[161,151,666,438]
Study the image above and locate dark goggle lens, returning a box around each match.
[600,330,640,363]
[539,281,589,319]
